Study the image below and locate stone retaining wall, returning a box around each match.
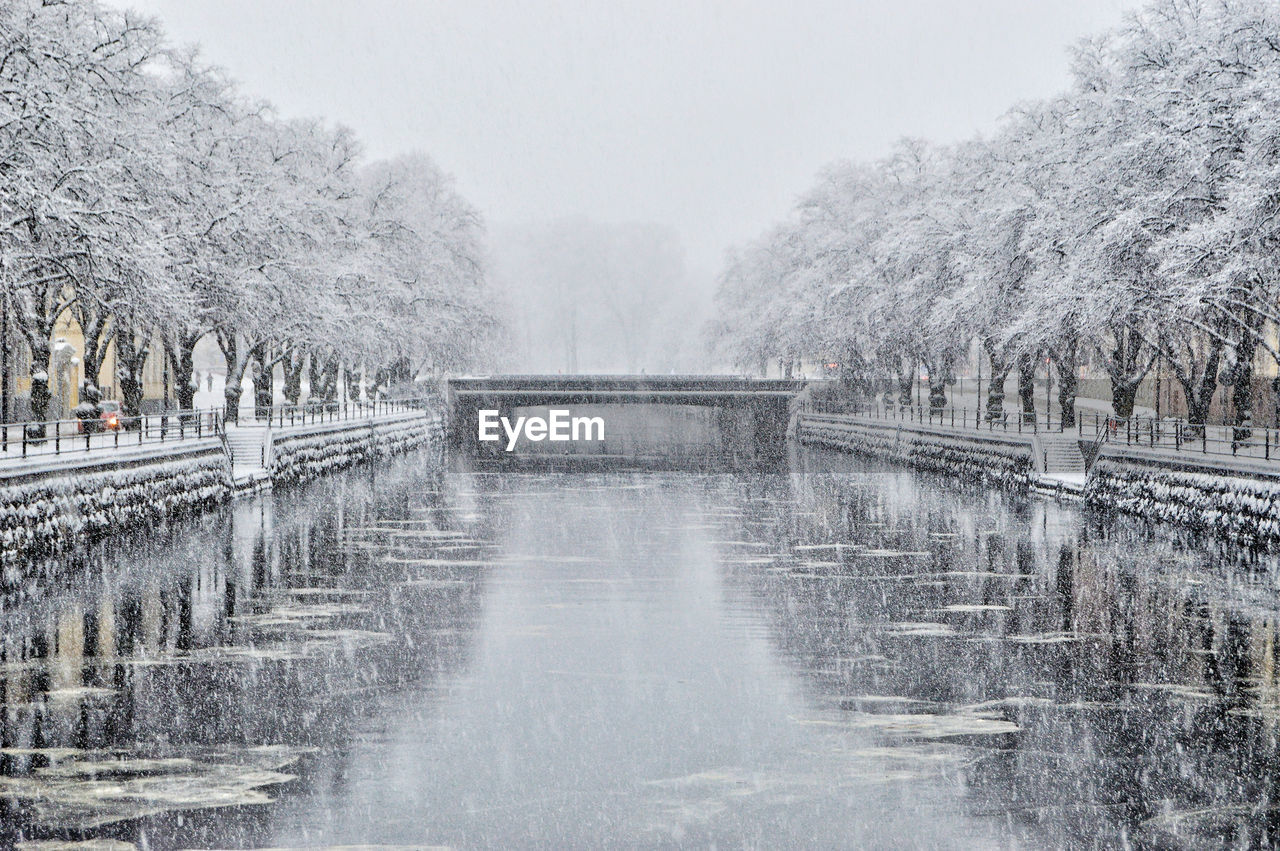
[0,443,230,566]
[271,413,441,484]
[1086,447,1280,546]
[799,413,1280,546]
[0,412,443,565]
[797,414,1036,490]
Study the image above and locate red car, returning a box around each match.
[99,400,124,430]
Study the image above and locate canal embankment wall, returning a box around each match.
[270,412,440,484]
[0,410,441,565]
[796,413,1036,490]
[1084,446,1280,546]
[797,411,1280,546]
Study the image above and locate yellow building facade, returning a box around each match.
[6,307,168,422]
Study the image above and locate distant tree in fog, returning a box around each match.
[490,219,694,373]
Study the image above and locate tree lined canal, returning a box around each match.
[3,447,1280,847]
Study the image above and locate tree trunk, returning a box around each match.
[218,333,252,425]
[114,331,148,420]
[27,338,51,425]
[1017,353,1036,423]
[1273,377,1280,432]
[928,377,947,411]
[283,349,306,405]
[982,340,1012,423]
[1111,380,1139,420]
[1102,323,1154,421]
[320,358,339,401]
[166,332,201,412]
[252,350,274,418]
[308,353,339,403]
[79,310,112,399]
[894,355,915,407]
[16,281,65,431]
[342,364,359,404]
[925,355,951,411]
[1174,338,1221,437]
[309,355,325,403]
[1232,340,1257,441]
[1052,340,1079,428]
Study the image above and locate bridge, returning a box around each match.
[445,375,808,458]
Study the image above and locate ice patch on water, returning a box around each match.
[0,745,312,830]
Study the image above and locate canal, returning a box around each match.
[3,444,1280,847]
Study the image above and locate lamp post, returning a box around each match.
[1045,355,1053,427]
[977,342,982,422]
[1155,357,1162,422]
[1,291,8,425]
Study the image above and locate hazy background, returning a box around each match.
[106,0,1142,373]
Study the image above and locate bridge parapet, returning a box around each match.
[448,374,806,395]
[445,374,810,458]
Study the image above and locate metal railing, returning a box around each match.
[254,397,424,429]
[0,397,430,463]
[1080,412,1280,461]
[0,408,224,459]
[803,399,1280,464]
[804,399,1074,434]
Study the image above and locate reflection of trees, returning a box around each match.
[0,454,488,844]
[719,462,1280,846]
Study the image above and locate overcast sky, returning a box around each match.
[106,0,1141,276]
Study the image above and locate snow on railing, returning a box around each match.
[256,397,427,429]
[1079,412,1280,462]
[0,408,224,461]
[802,399,1074,434]
[0,397,433,464]
[802,400,1280,464]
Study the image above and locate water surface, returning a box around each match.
[2,447,1279,848]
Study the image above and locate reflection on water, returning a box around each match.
[0,458,489,847]
[1,446,1279,847]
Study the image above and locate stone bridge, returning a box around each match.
[445,375,807,459]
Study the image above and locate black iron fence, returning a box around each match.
[802,399,1280,463]
[804,399,1073,434]
[0,397,432,462]
[256,397,424,429]
[1080,412,1280,461]
[0,408,224,459]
